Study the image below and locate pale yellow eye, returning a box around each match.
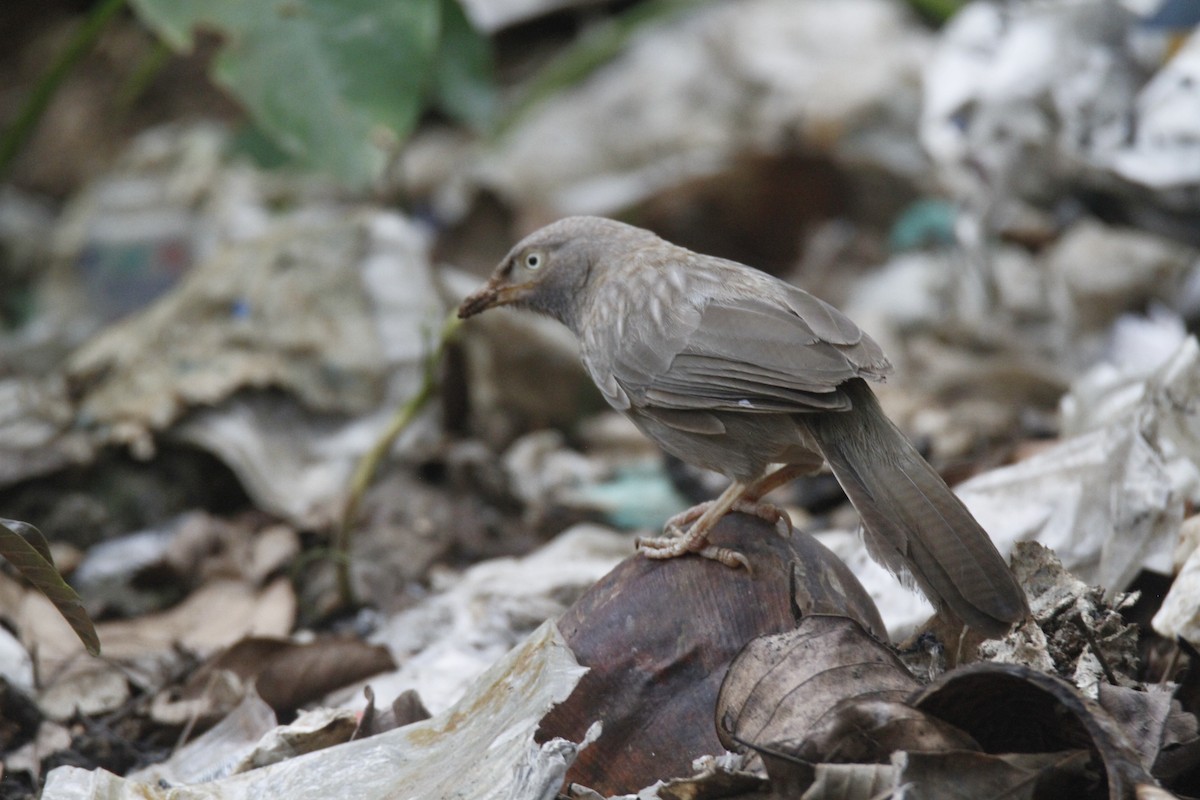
[524,252,542,270]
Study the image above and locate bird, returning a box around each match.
[458,216,1028,636]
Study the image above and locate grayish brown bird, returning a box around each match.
[458,216,1028,635]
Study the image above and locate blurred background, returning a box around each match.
[4,0,1200,794]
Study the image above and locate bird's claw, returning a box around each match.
[731,499,793,539]
[634,526,692,559]
[634,495,785,571]
[696,544,752,571]
[636,526,751,571]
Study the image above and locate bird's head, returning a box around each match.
[457,216,657,332]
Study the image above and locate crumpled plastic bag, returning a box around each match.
[956,336,1200,595]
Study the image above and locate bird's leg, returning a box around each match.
[637,480,751,569]
[637,463,815,569]
[661,499,719,533]
[742,463,812,500]
[726,498,792,539]
[733,462,815,538]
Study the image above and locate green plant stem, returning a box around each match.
[116,36,172,111]
[0,0,127,177]
[334,313,462,608]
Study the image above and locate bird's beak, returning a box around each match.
[457,276,527,319]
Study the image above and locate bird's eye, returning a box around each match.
[524,253,542,270]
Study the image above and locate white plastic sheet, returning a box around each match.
[41,620,590,800]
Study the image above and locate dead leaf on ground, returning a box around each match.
[652,755,767,800]
[230,707,360,772]
[974,542,1138,688]
[894,749,1095,799]
[1098,683,1200,785]
[3,719,73,784]
[22,577,294,723]
[37,661,132,722]
[105,577,296,657]
[162,514,300,587]
[352,687,432,740]
[717,615,975,769]
[797,762,895,800]
[537,512,886,796]
[149,668,246,729]
[911,662,1153,798]
[178,635,396,717]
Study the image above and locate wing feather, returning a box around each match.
[603,269,890,416]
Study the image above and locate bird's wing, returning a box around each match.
[603,273,891,415]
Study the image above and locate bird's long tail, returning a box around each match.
[803,379,1028,636]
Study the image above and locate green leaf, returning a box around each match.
[127,0,449,187]
[228,121,298,170]
[431,0,496,131]
[0,519,101,657]
[906,0,968,26]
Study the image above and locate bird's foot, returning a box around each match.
[636,499,752,570]
[729,499,793,539]
[636,529,751,570]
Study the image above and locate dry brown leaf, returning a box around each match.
[162,514,300,587]
[389,689,431,728]
[18,585,136,723]
[22,578,296,673]
[231,707,360,772]
[1098,683,1200,785]
[911,663,1154,799]
[717,615,970,768]
[654,764,767,800]
[757,749,814,799]
[16,590,102,671]
[149,667,248,728]
[244,524,301,584]
[799,697,977,765]
[37,661,131,721]
[718,614,915,744]
[353,687,432,740]
[894,749,1094,799]
[103,578,296,657]
[180,635,396,715]
[3,719,73,783]
[537,513,885,796]
[22,577,295,723]
[799,762,895,800]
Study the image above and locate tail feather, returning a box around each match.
[804,380,1028,636]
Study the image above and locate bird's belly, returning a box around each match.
[627,408,819,484]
